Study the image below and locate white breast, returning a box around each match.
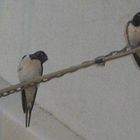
[17,56,42,82]
[127,24,140,46]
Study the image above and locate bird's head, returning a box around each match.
[132,12,140,27]
[30,51,48,64]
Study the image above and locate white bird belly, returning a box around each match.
[18,56,42,82]
[128,24,140,46]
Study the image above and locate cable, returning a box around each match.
[0,45,139,97]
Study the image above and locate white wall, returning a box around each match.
[0,0,140,140]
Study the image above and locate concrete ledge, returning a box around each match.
[0,77,85,140]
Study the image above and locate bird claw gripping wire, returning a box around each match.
[95,46,131,66]
[95,56,106,66]
[94,50,120,66]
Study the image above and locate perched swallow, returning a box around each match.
[126,12,140,67]
[17,51,48,127]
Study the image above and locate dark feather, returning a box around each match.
[21,90,27,113]
[25,87,38,127]
[30,87,38,111]
[25,109,29,127]
[133,53,140,67]
[25,108,32,127]
[41,64,43,75]
[22,55,27,60]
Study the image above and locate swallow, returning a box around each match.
[17,51,48,127]
[126,12,140,67]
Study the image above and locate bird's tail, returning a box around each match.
[25,108,32,127]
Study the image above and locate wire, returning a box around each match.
[0,45,139,97]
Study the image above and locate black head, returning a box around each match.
[132,12,140,27]
[30,51,48,64]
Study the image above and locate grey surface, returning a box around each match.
[0,77,84,140]
[0,0,140,140]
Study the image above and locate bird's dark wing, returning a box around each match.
[21,90,27,113]
[40,64,43,76]
[30,87,38,111]
[133,53,140,67]
[22,86,38,127]
[26,86,38,127]
[125,20,132,46]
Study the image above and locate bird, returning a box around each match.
[126,12,140,67]
[17,51,48,127]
